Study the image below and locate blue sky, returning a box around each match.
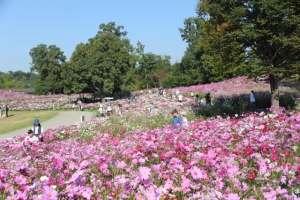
[0,0,198,73]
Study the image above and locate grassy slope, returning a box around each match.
[0,111,58,134]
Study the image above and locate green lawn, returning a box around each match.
[0,111,58,134]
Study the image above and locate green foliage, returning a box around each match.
[0,71,37,90]
[135,52,172,89]
[67,22,134,96]
[196,0,300,109]
[162,74,192,88]
[29,44,66,94]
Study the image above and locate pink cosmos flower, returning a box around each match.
[227,166,240,177]
[14,175,26,185]
[214,178,224,189]
[169,157,181,165]
[118,175,127,184]
[116,161,127,169]
[190,166,202,180]
[275,186,288,195]
[80,160,90,168]
[42,185,58,200]
[15,190,27,200]
[68,169,84,183]
[227,193,240,200]
[164,179,173,190]
[207,149,217,158]
[81,187,93,200]
[139,166,151,180]
[263,191,276,200]
[99,163,108,172]
[181,176,191,189]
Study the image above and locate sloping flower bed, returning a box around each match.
[1,111,300,199]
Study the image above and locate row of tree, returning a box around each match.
[0,71,37,90]
[29,22,194,96]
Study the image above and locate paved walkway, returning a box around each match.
[0,111,94,141]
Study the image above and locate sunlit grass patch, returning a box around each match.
[0,110,58,134]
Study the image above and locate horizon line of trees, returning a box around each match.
[0,71,37,90]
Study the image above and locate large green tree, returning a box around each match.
[29,44,66,94]
[197,0,300,110]
[69,22,134,97]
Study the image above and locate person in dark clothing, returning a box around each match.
[205,91,211,106]
[5,105,8,117]
[130,92,135,102]
[250,90,256,112]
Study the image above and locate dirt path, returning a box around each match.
[0,111,94,141]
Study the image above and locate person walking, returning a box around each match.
[130,92,135,103]
[118,103,122,116]
[149,103,155,114]
[4,105,8,117]
[205,91,211,106]
[171,109,183,127]
[175,89,180,98]
[72,103,76,111]
[77,99,82,111]
[250,90,256,112]
[99,104,105,117]
[32,119,44,142]
[171,90,175,99]
[178,94,183,105]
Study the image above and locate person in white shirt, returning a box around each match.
[178,94,183,105]
[107,105,113,116]
[99,104,105,117]
[72,103,76,111]
[23,129,39,145]
[250,90,256,112]
[175,89,180,97]
[190,91,194,98]
[180,111,188,127]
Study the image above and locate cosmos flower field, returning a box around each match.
[0,76,300,199]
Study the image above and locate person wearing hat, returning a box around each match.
[171,109,183,127]
[23,129,39,144]
[106,104,113,116]
[99,104,105,117]
[32,118,43,142]
[181,110,188,122]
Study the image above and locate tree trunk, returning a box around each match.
[269,74,280,113]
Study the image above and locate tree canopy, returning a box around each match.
[29,44,66,94]
[193,0,300,109]
[64,22,134,97]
